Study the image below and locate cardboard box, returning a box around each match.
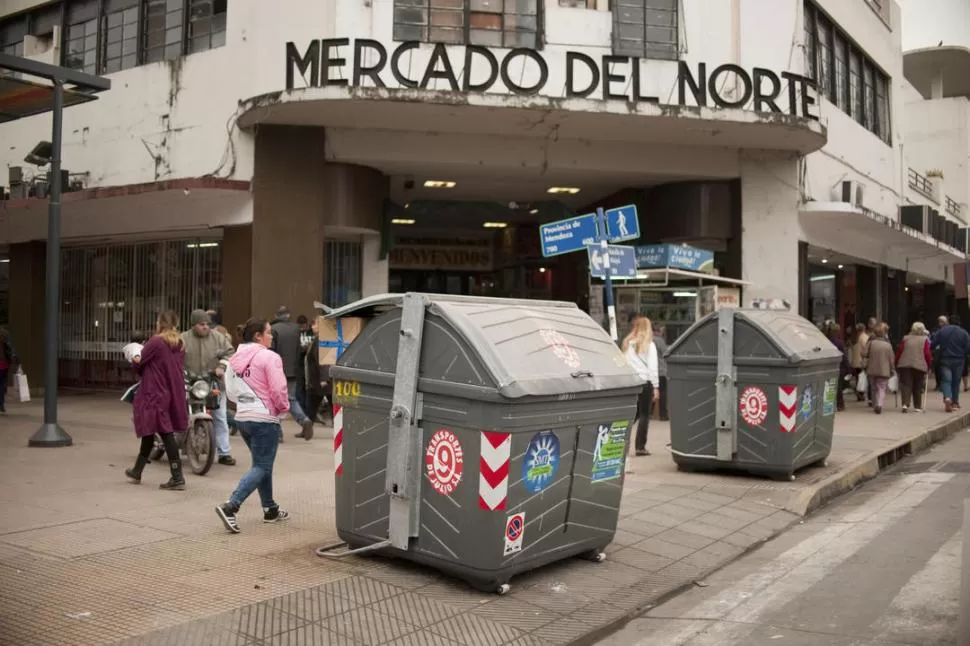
[317,316,366,365]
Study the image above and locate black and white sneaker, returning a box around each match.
[215,502,241,533]
[263,506,290,523]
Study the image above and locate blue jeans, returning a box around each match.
[286,378,308,424]
[940,360,964,404]
[229,421,281,510]
[212,390,231,456]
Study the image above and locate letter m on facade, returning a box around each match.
[286,41,320,90]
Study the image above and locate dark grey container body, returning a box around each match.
[666,309,842,480]
[327,294,642,591]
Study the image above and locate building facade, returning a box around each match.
[0,0,964,387]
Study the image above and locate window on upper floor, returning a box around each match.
[392,0,540,49]
[804,1,891,145]
[612,0,679,60]
[0,0,228,77]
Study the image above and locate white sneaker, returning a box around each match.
[902,406,908,413]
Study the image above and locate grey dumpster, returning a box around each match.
[323,293,642,593]
[666,308,842,481]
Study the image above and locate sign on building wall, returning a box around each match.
[390,236,493,271]
[284,39,819,121]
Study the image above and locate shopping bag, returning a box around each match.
[856,371,868,394]
[120,381,139,404]
[16,368,30,403]
[888,373,899,393]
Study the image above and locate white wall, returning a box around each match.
[903,95,970,219]
[801,0,906,224]
[900,0,970,50]
[0,0,818,195]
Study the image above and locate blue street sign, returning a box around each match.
[587,244,638,279]
[605,204,640,243]
[635,243,715,272]
[539,213,599,257]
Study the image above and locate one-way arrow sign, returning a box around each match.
[586,244,637,279]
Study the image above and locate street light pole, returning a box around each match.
[29,79,72,448]
[597,207,618,342]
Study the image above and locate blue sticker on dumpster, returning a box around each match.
[799,386,813,420]
[523,431,560,493]
[591,420,628,483]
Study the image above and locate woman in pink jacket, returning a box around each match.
[216,318,290,533]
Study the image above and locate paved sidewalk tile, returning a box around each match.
[0,392,962,645]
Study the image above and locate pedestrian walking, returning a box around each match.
[302,318,332,434]
[0,327,17,414]
[270,306,314,440]
[931,314,970,412]
[621,316,658,456]
[124,310,188,490]
[895,321,932,413]
[216,318,291,533]
[863,322,895,414]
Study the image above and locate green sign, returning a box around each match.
[822,379,836,416]
[592,420,629,483]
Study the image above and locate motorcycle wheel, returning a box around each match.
[185,420,215,476]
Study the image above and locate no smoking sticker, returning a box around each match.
[425,429,464,495]
[739,386,768,426]
[504,512,526,556]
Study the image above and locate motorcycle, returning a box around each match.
[150,371,218,475]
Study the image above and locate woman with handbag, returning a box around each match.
[124,311,189,490]
[621,316,659,457]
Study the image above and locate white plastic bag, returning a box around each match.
[856,371,868,394]
[888,373,899,393]
[16,368,30,403]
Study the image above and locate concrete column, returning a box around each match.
[221,225,252,334]
[739,152,801,307]
[252,125,328,319]
[361,236,388,297]
[931,71,944,100]
[8,241,46,392]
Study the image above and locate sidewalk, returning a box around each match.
[0,389,966,646]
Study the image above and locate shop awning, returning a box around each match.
[610,267,752,286]
[799,202,965,280]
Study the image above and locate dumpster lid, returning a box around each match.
[667,308,844,363]
[327,293,644,397]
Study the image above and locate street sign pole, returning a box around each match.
[597,207,618,342]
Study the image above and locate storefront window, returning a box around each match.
[324,240,362,308]
[60,238,222,362]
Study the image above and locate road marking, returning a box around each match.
[850,528,962,645]
[633,473,954,646]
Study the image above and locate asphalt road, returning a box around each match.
[597,429,970,646]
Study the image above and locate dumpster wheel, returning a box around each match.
[496,584,511,595]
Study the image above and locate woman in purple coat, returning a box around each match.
[125,310,189,490]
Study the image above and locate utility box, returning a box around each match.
[324,293,643,593]
[666,309,842,481]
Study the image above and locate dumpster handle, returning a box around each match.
[571,370,593,378]
[315,539,393,559]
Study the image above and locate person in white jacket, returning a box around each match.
[621,316,659,456]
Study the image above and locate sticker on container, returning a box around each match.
[539,328,581,370]
[799,386,813,421]
[332,380,361,407]
[779,385,798,433]
[523,431,560,493]
[479,432,511,511]
[739,386,768,427]
[425,429,464,495]
[822,379,836,417]
[591,421,628,483]
[503,512,526,556]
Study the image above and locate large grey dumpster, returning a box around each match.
[323,293,642,593]
[666,308,842,481]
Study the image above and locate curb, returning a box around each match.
[791,411,970,516]
[570,412,970,646]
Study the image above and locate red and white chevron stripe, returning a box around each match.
[779,385,797,433]
[333,404,344,476]
[479,431,511,511]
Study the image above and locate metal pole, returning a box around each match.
[29,79,72,448]
[598,207,618,342]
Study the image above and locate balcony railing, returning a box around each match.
[946,195,965,221]
[908,168,936,201]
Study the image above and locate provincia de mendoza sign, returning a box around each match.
[284,38,820,120]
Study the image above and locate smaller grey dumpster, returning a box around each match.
[666,308,842,481]
[321,293,642,593]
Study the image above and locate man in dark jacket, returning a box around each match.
[271,306,314,439]
[931,314,970,412]
[302,318,332,437]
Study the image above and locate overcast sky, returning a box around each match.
[900,0,970,50]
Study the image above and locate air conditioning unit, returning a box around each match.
[900,204,929,233]
[833,180,865,207]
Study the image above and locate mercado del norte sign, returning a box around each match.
[285,38,819,120]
